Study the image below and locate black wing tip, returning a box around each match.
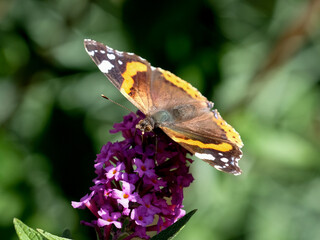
[201,158,242,176]
[83,39,110,50]
[84,38,95,47]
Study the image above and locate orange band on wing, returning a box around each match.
[171,136,233,152]
[213,111,244,148]
[121,62,147,94]
[159,69,206,101]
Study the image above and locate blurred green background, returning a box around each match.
[1,0,320,239]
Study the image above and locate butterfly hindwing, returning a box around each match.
[161,109,243,175]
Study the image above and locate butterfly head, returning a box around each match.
[136,117,155,134]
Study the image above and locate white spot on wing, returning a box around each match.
[107,53,115,60]
[115,50,123,56]
[84,39,95,43]
[100,50,106,54]
[214,165,222,170]
[118,60,123,65]
[87,50,95,56]
[220,157,229,163]
[195,153,215,161]
[98,60,114,73]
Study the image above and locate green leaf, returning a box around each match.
[37,228,72,240]
[13,218,45,240]
[150,209,197,240]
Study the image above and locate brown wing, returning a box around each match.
[84,39,153,114]
[143,67,243,175]
[149,67,209,112]
[161,109,243,175]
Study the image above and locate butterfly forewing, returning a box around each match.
[84,39,153,114]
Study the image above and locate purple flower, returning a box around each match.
[138,194,161,215]
[131,206,154,226]
[143,174,167,191]
[134,225,150,239]
[97,209,122,229]
[72,111,194,240]
[105,162,125,181]
[112,181,140,209]
[134,158,155,177]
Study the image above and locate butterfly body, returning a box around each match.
[84,39,244,175]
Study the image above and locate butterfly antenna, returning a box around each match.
[101,94,132,113]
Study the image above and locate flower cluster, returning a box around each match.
[72,111,194,240]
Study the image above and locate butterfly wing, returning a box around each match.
[84,39,153,114]
[145,68,243,175]
[149,67,209,111]
[161,109,243,175]
[84,39,244,175]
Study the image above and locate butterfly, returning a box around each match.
[84,39,244,175]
